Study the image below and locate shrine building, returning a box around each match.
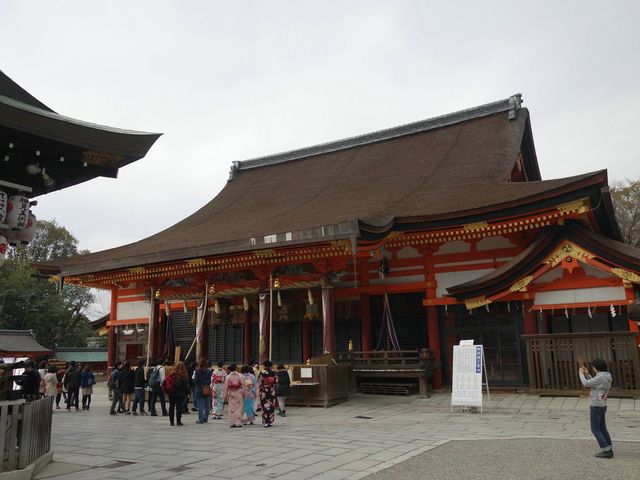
[40,94,640,394]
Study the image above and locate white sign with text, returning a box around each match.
[451,343,487,410]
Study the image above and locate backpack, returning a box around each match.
[108,372,118,389]
[148,368,161,388]
[162,374,175,394]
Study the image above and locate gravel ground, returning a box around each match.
[366,438,638,480]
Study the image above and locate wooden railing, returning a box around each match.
[523,332,640,395]
[337,350,431,369]
[335,349,438,396]
[0,396,54,472]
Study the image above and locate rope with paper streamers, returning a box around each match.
[376,293,401,351]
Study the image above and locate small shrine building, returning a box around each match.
[41,94,640,393]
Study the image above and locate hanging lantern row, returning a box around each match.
[0,191,38,265]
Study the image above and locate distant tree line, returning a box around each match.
[0,220,94,349]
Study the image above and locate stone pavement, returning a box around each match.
[36,384,640,480]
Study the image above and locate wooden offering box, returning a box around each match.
[286,361,350,408]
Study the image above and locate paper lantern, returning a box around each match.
[0,235,7,265]
[0,191,7,224]
[6,195,29,228]
[15,213,37,244]
[4,228,20,246]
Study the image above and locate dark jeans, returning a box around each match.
[132,388,146,413]
[590,406,612,449]
[149,386,167,415]
[169,395,186,425]
[196,395,211,423]
[110,388,123,414]
[82,394,92,408]
[67,386,80,409]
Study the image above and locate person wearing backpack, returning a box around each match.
[166,361,190,426]
[80,364,96,410]
[109,361,124,415]
[131,360,147,416]
[147,360,167,417]
[210,361,227,420]
[257,360,277,428]
[222,364,247,428]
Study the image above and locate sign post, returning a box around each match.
[451,340,490,413]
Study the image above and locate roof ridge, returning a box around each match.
[228,93,523,179]
[0,70,55,112]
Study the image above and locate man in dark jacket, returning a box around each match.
[16,359,41,401]
[64,361,81,410]
[131,360,147,415]
[109,361,124,415]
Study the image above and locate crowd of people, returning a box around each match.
[107,358,291,428]
[10,358,96,408]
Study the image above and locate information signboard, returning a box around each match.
[451,342,489,412]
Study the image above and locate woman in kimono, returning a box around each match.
[240,365,257,425]
[210,361,227,420]
[222,364,247,428]
[257,360,277,428]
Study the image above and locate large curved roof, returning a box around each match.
[48,95,616,276]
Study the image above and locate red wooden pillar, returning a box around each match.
[422,246,442,389]
[302,321,313,362]
[243,307,252,363]
[360,293,372,352]
[523,300,537,334]
[322,286,336,354]
[426,306,441,389]
[359,258,372,354]
[108,287,118,367]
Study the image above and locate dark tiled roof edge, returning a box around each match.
[229,94,523,178]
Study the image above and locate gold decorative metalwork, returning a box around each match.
[82,150,124,166]
[611,268,640,284]
[253,249,276,258]
[385,232,403,241]
[48,274,60,284]
[465,295,492,310]
[546,242,593,267]
[556,199,589,215]
[186,258,206,266]
[129,267,146,274]
[330,239,352,253]
[509,275,534,292]
[463,221,489,231]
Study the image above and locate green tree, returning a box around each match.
[611,178,640,247]
[0,220,94,348]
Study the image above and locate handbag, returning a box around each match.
[201,384,212,396]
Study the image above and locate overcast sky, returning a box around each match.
[3,2,640,315]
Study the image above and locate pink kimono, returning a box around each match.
[222,371,247,427]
